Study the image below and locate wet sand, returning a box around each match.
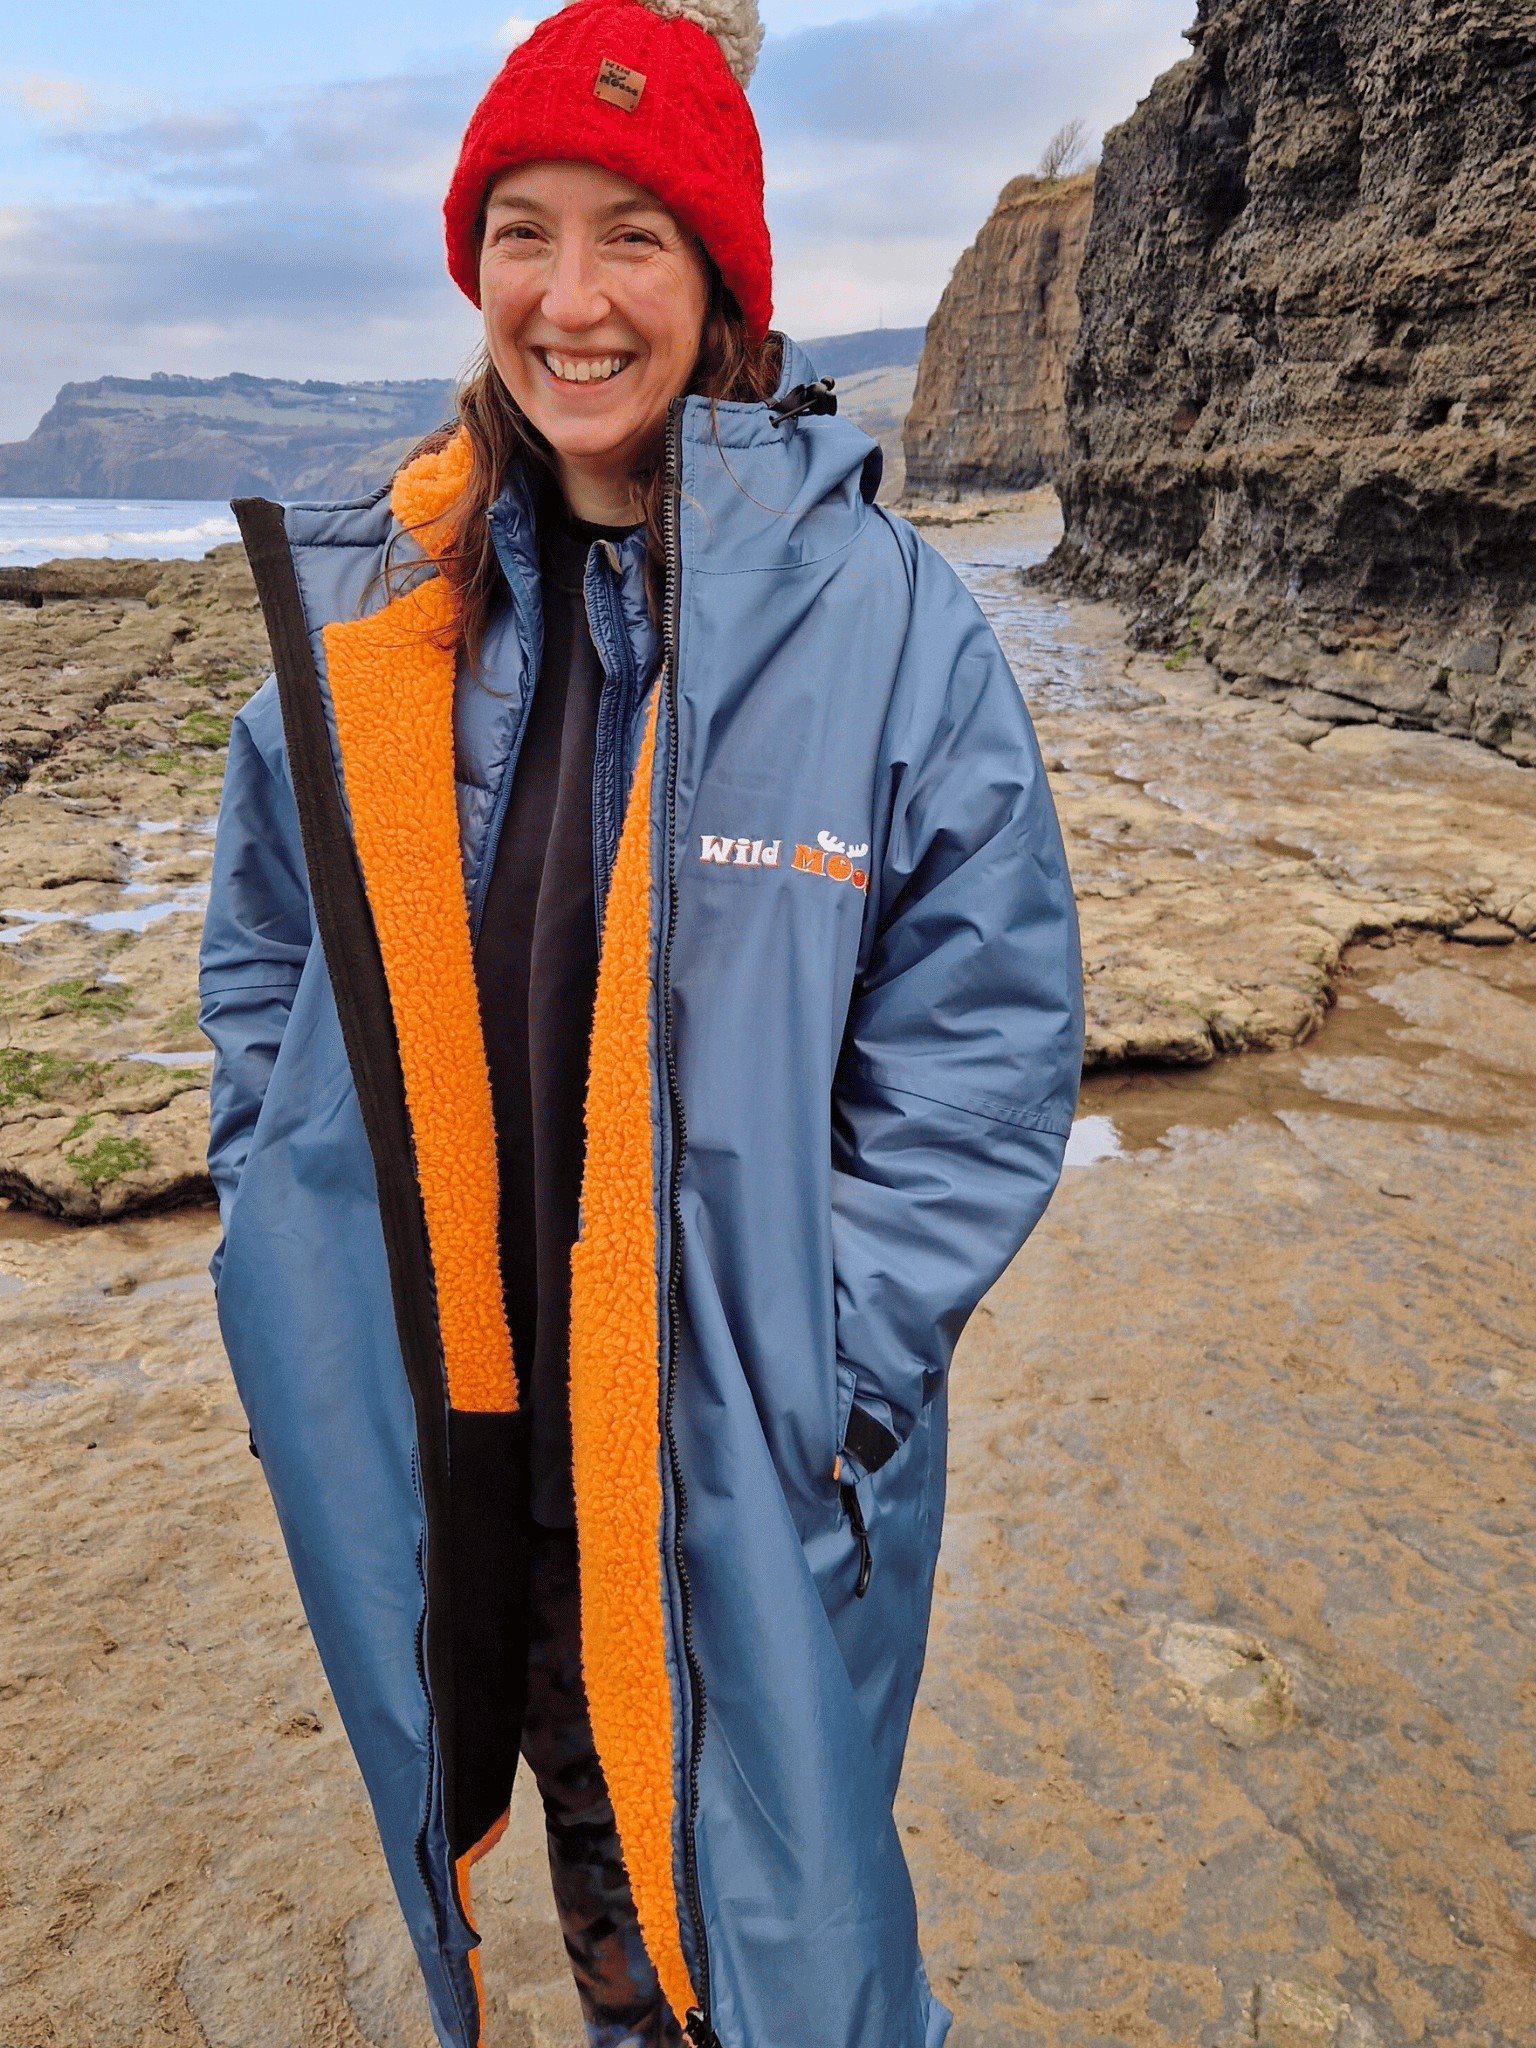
[4,514,1535,2046]
[918,923,1536,2048]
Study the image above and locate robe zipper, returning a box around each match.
[409,1445,444,1943]
[659,398,718,2048]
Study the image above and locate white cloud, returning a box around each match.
[757,0,1189,336]
[0,67,103,124]
[0,69,490,441]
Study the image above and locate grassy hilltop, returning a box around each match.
[0,373,458,501]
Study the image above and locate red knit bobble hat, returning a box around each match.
[444,0,773,346]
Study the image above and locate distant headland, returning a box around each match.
[0,330,927,504]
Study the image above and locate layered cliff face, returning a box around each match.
[0,373,457,500]
[903,171,1095,496]
[1044,0,1536,763]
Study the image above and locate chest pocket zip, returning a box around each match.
[585,544,645,940]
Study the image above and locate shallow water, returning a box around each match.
[1081,930,1536,1153]
[0,498,238,566]
[0,819,214,944]
[0,887,210,942]
[923,499,1536,1164]
[931,502,1164,718]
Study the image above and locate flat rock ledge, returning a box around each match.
[0,544,267,1221]
[0,1056,212,1220]
[1031,651,1536,1073]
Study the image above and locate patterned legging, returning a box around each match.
[522,1527,686,2048]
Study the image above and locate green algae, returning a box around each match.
[0,1047,110,1111]
[63,1119,152,1188]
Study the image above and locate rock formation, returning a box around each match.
[1042,0,1536,764]
[902,171,1094,497]
[0,373,457,502]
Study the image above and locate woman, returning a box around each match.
[202,1,1083,2044]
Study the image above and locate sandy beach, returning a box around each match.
[3,503,1535,2046]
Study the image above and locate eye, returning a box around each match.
[494,222,543,246]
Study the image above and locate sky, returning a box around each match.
[0,0,1193,443]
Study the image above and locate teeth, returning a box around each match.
[546,352,628,383]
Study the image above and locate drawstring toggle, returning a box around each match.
[770,377,837,427]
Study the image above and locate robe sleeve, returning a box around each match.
[830,532,1084,1467]
[198,677,314,1274]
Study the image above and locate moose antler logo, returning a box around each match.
[792,829,870,893]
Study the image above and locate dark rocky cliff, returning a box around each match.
[0,373,458,500]
[1042,0,1536,764]
[903,172,1095,496]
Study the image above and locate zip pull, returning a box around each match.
[686,2007,722,2047]
[840,1483,872,1598]
[770,376,837,427]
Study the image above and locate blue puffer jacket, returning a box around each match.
[201,340,1083,2048]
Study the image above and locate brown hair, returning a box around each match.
[401,261,781,675]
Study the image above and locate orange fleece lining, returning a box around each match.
[322,452,515,1414]
[455,1807,510,2037]
[391,427,474,550]
[570,698,696,2026]
[323,432,687,2014]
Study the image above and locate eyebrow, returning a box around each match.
[485,192,672,221]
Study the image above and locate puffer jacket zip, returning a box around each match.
[468,506,645,950]
[657,398,717,2048]
[583,539,647,937]
[467,501,542,945]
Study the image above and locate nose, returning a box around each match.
[542,237,608,334]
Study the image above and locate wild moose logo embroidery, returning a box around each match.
[698,835,782,867]
[698,828,869,893]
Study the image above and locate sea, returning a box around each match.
[0,499,239,568]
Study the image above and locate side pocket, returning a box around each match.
[842,1404,900,1475]
[834,1360,858,1467]
[833,1360,902,1483]
[833,1373,904,1601]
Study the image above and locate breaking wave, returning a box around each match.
[0,501,239,565]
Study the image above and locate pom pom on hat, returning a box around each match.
[444,0,773,343]
[622,0,764,87]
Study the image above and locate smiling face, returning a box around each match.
[479,160,711,524]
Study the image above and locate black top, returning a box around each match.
[473,499,641,1528]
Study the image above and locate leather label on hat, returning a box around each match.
[594,58,646,111]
